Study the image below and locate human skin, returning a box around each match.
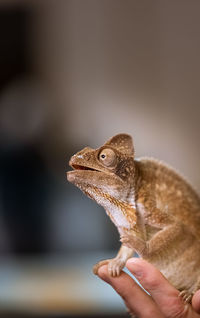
[97,258,200,318]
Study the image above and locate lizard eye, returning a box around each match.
[99,148,116,167]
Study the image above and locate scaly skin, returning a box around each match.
[67,133,200,303]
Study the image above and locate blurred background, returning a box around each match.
[0,0,200,317]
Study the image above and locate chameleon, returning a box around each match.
[67,133,200,303]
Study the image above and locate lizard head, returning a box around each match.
[67,134,136,206]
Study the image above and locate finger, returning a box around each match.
[98,265,164,318]
[126,258,186,318]
[192,290,200,314]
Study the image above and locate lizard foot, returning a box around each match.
[126,308,137,318]
[179,290,193,304]
[107,257,126,277]
[93,258,125,277]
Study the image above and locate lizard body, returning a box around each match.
[67,134,200,302]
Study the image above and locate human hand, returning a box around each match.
[97,258,200,318]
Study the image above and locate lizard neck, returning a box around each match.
[133,159,143,199]
[85,186,137,229]
[126,159,141,208]
[105,199,137,229]
[104,161,142,229]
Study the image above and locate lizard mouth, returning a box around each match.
[67,164,102,183]
[71,164,99,172]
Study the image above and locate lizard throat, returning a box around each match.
[83,185,137,229]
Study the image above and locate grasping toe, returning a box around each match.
[179,290,193,304]
[108,258,125,277]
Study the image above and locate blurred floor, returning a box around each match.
[0,252,129,317]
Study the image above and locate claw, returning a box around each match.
[126,307,137,318]
[179,290,193,304]
[95,257,125,277]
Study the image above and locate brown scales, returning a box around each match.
[67,133,200,304]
